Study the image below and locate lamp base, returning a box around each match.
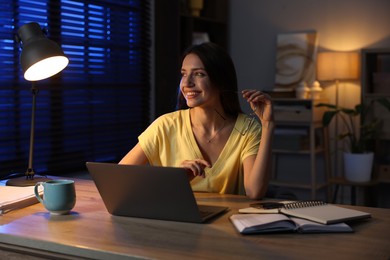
[6,175,52,187]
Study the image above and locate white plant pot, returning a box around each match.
[343,152,374,182]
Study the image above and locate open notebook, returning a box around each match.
[239,200,371,225]
[230,213,353,234]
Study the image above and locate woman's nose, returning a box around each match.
[182,74,194,86]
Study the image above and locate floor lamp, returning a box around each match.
[6,22,69,186]
[316,51,360,179]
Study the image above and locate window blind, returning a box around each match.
[0,0,151,178]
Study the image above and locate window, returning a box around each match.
[0,0,151,177]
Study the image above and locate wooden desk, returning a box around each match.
[0,179,389,259]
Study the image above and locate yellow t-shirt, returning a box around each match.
[138,109,261,195]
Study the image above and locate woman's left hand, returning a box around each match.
[241,89,273,123]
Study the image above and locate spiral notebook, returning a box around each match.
[240,201,371,225]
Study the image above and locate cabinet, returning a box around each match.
[361,48,390,182]
[271,98,330,200]
[154,0,229,117]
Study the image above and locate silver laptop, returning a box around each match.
[86,162,229,223]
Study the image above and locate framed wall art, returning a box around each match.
[274,31,318,91]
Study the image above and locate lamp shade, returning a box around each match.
[17,22,69,81]
[316,52,360,81]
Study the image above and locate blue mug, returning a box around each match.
[34,179,76,215]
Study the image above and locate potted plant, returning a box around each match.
[317,97,390,182]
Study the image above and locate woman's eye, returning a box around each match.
[195,72,206,77]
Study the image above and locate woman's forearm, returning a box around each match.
[245,121,274,199]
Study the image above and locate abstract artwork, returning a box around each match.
[274,31,318,91]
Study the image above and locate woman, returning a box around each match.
[119,42,274,199]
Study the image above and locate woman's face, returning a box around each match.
[180,53,220,108]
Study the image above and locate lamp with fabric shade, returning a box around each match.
[317,52,360,81]
[316,51,360,178]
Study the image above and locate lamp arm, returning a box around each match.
[26,82,38,179]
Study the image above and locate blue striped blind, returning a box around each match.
[0,0,151,177]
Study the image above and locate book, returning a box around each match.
[239,201,371,225]
[230,213,353,234]
[0,185,42,214]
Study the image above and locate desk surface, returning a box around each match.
[0,179,389,259]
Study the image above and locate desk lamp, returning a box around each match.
[316,51,359,176]
[6,22,69,186]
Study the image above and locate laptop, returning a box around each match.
[86,162,229,223]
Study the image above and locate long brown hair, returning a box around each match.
[176,42,242,116]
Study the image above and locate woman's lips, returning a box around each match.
[185,91,201,99]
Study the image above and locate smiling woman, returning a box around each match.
[119,42,275,199]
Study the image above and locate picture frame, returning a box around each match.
[274,31,318,91]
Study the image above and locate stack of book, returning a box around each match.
[0,184,42,214]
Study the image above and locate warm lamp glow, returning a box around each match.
[316,52,360,81]
[18,22,69,81]
[24,56,69,81]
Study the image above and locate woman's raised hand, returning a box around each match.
[241,89,273,123]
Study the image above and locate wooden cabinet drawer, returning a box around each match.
[273,99,326,123]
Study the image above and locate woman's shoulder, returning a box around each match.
[156,109,187,120]
[153,109,188,126]
[236,112,261,131]
[236,112,255,123]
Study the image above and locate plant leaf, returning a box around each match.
[322,111,337,126]
[340,107,358,116]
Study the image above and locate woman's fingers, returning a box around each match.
[180,159,211,179]
[241,89,273,122]
[242,89,271,104]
